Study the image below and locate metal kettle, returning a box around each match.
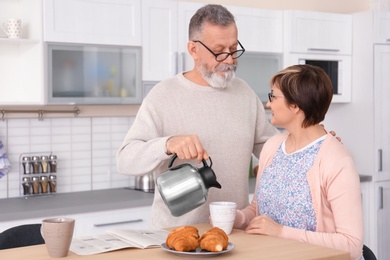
[134,172,155,193]
[156,154,222,217]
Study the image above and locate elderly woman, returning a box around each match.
[234,65,364,260]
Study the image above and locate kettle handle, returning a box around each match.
[168,154,212,168]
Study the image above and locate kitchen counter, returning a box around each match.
[0,223,350,260]
[0,175,370,223]
[0,188,154,222]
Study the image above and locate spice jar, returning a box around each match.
[49,155,57,173]
[32,156,41,174]
[22,156,32,174]
[22,177,31,195]
[40,175,49,194]
[40,156,49,173]
[32,176,40,194]
[49,175,57,193]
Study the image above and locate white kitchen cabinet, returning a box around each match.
[0,0,44,105]
[373,11,390,44]
[0,216,49,233]
[141,0,202,81]
[374,45,390,182]
[360,181,373,247]
[68,206,152,236]
[43,0,141,46]
[0,206,152,237]
[228,6,283,53]
[284,10,352,55]
[376,181,390,260]
[373,35,390,260]
[141,0,178,81]
[141,2,283,82]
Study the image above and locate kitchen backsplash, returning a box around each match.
[0,116,135,199]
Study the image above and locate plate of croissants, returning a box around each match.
[161,226,235,257]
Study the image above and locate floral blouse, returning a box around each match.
[256,136,326,231]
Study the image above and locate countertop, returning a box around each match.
[0,175,370,223]
[0,188,154,222]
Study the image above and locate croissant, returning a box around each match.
[166,226,200,252]
[199,227,229,252]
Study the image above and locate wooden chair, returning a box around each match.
[0,224,44,250]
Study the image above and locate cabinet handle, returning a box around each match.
[378,149,383,172]
[93,219,143,227]
[174,52,179,75]
[307,48,340,52]
[378,186,383,210]
[181,52,186,72]
[386,39,390,43]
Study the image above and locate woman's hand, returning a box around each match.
[245,215,283,237]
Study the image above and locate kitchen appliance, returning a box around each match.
[134,173,155,193]
[285,53,352,102]
[156,154,221,217]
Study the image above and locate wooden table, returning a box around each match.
[0,224,349,260]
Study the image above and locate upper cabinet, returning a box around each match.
[43,0,141,46]
[374,11,390,44]
[228,6,283,53]
[141,1,283,82]
[141,0,202,82]
[284,10,352,55]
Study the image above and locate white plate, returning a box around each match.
[160,242,235,257]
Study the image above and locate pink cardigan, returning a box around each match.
[234,133,364,260]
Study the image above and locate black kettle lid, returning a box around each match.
[199,157,222,189]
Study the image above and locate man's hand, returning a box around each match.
[320,124,342,142]
[166,135,208,163]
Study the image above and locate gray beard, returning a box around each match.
[198,63,237,89]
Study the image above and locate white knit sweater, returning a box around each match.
[116,73,278,228]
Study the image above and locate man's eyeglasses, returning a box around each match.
[192,40,245,62]
[268,92,285,102]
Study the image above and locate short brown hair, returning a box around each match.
[270,64,333,128]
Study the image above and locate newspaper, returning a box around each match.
[70,229,169,255]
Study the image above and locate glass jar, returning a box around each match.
[40,175,49,194]
[41,156,49,173]
[49,175,57,193]
[32,176,40,194]
[49,155,57,173]
[32,156,41,174]
[22,156,32,174]
[22,177,31,195]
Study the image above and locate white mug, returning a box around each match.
[209,201,237,235]
[2,18,21,38]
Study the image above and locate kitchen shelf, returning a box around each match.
[0,37,40,44]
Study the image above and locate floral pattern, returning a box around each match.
[257,137,325,231]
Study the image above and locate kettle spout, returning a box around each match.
[200,167,222,189]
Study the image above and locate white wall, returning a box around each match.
[179,0,370,13]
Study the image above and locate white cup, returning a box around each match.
[2,18,21,38]
[41,218,75,258]
[209,201,237,235]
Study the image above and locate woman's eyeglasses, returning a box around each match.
[268,92,285,102]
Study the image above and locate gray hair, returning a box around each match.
[189,4,236,40]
